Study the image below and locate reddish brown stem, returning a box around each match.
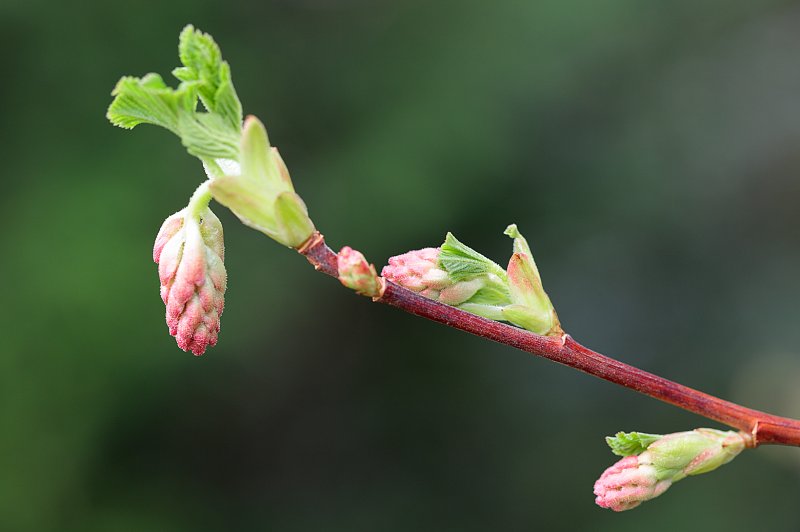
[299,232,800,447]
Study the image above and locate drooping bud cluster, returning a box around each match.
[338,246,383,298]
[381,225,561,335]
[594,429,749,511]
[153,190,227,356]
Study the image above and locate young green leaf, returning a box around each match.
[107,74,197,134]
[173,25,242,131]
[107,25,243,164]
[605,431,663,457]
[439,232,507,282]
[178,112,241,160]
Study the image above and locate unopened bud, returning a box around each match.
[594,429,748,511]
[338,246,383,297]
[154,192,226,356]
[593,455,671,512]
[503,225,561,336]
[381,248,446,294]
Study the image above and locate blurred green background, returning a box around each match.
[3,0,800,530]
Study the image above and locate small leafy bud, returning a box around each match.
[154,184,226,356]
[382,247,507,320]
[338,246,383,297]
[384,226,561,333]
[209,116,315,248]
[594,429,748,511]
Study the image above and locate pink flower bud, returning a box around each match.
[381,248,451,292]
[382,247,488,307]
[154,207,226,356]
[593,455,671,511]
[337,246,383,297]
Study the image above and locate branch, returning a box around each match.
[115,25,800,513]
[299,232,800,448]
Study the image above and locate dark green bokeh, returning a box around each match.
[3,0,800,530]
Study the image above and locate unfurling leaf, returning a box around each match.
[605,431,663,457]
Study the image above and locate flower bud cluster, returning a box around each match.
[153,195,226,356]
[381,248,485,306]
